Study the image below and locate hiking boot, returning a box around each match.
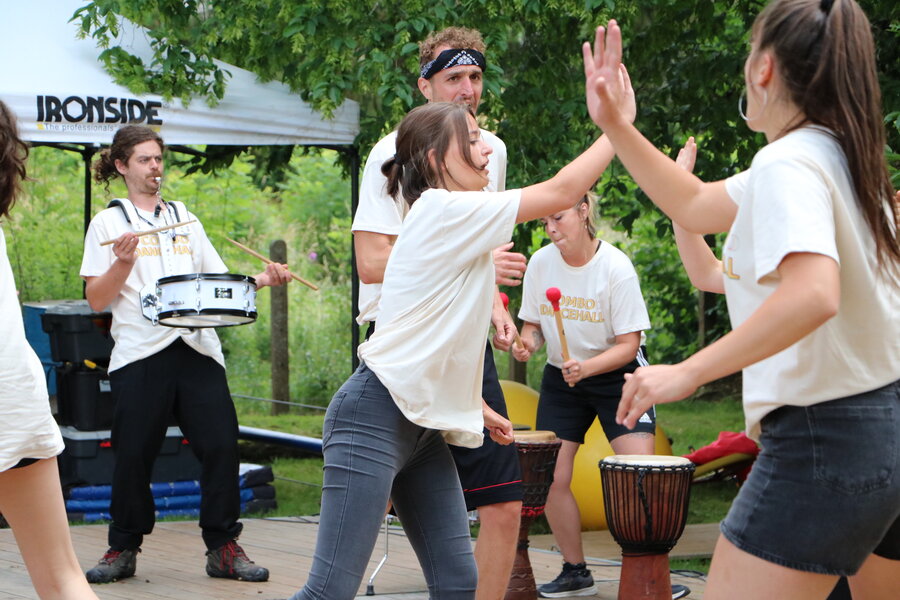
[537,562,597,597]
[672,584,691,599]
[85,548,139,583]
[206,539,269,582]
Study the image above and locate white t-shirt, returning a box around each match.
[80,200,228,373]
[518,241,650,367]
[352,128,507,324]
[723,126,900,440]
[358,188,520,448]
[0,227,64,471]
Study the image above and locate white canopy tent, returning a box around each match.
[0,0,360,228]
[2,0,368,359]
[1,0,359,146]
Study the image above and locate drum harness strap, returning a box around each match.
[107,198,192,278]
[109,198,195,326]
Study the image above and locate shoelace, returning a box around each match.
[218,542,251,573]
[100,550,123,565]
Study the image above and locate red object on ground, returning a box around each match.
[684,431,759,465]
[685,431,760,483]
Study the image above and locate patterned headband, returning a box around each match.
[419,48,486,80]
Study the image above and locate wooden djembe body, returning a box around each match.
[504,431,561,600]
[600,455,695,600]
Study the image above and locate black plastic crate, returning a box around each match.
[58,426,202,487]
[55,366,114,431]
[40,300,113,363]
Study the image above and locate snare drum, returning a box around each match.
[600,455,695,600]
[505,430,561,600]
[140,273,257,328]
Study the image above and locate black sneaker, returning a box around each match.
[85,547,139,583]
[537,562,597,597]
[672,584,691,599]
[206,539,269,582]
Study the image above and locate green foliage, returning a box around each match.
[70,0,898,368]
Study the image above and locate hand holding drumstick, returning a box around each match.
[225,237,318,291]
[546,287,578,387]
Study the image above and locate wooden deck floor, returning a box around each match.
[0,517,712,599]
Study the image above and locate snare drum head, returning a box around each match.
[601,454,693,467]
[513,430,558,444]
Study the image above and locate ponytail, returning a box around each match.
[754,0,899,276]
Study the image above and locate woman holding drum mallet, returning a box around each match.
[512,194,658,597]
[590,2,900,598]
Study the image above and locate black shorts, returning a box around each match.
[448,343,523,510]
[366,325,522,510]
[536,350,655,444]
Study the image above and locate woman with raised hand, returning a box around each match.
[586,2,899,598]
[291,49,635,600]
[0,101,100,599]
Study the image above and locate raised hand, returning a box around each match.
[583,20,633,128]
[675,136,697,172]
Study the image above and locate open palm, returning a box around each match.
[583,20,635,128]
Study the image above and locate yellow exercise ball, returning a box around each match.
[500,379,673,530]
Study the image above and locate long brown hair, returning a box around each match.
[754,0,899,276]
[0,101,29,220]
[382,102,480,207]
[93,125,165,189]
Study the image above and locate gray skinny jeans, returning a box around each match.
[292,364,478,599]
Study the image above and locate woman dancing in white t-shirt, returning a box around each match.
[291,47,636,600]
[589,2,899,598]
[0,101,100,600]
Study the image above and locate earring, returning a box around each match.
[738,88,768,122]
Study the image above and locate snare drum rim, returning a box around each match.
[157,308,258,327]
[157,272,257,286]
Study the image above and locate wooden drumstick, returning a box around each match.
[225,237,319,291]
[546,287,574,387]
[99,220,196,246]
[498,292,524,351]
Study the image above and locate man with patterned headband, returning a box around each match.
[352,27,525,600]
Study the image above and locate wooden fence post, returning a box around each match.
[270,240,289,415]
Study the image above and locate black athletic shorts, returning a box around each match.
[365,325,523,510]
[536,348,655,444]
[449,342,523,510]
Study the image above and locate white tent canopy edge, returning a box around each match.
[0,0,359,146]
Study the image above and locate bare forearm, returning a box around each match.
[581,341,641,378]
[84,262,133,311]
[602,121,733,233]
[518,135,615,223]
[680,256,839,387]
[522,322,544,352]
[354,232,395,284]
[673,225,725,293]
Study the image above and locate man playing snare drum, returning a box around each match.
[79,125,290,584]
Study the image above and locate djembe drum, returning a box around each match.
[600,455,695,600]
[504,431,561,600]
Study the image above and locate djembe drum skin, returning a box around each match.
[504,431,561,600]
[600,455,695,600]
